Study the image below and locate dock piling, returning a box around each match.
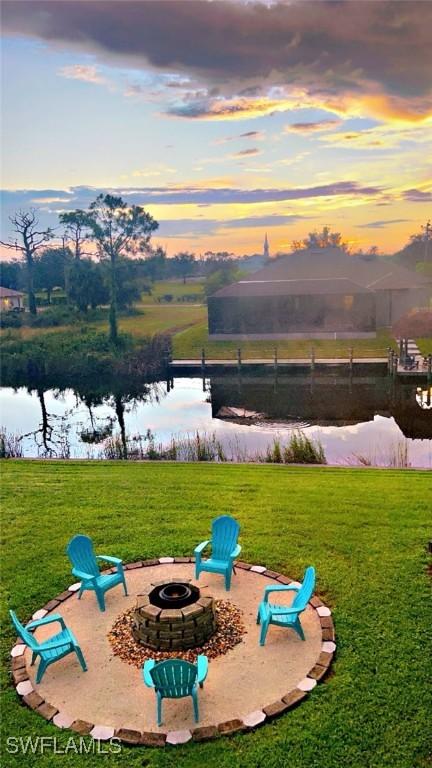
[387,347,392,374]
[310,347,315,371]
[237,347,242,373]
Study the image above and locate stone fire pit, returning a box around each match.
[132,579,216,651]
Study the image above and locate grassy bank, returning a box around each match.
[0,304,206,342]
[173,323,396,359]
[1,461,431,768]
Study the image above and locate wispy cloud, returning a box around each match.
[281,152,311,167]
[319,120,432,150]
[357,219,412,229]
[402,188,432,202]
[131,166,176,178]
[215,130,265,144]
[157,213,309,238]
[285,120,342,133]
[232,148,261,158]
[1,181,384,238]
[165,95,303,121]
[58,64,106,86]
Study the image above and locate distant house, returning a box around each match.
[207,248,431,340]
[0,286,24,311]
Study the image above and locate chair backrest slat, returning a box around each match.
[150,659,197,698]
[211,515,240,560]
[292,566,316,611]
[9,610,39,651]
[66,535,100,578]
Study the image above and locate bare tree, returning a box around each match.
[0,209,53,314]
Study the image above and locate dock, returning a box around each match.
[171,357,386,368]
[170,351,431,381]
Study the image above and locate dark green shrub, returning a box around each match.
[28,306,77,328]
[0,312,23,329]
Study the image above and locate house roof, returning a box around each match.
[0,286,23,297]
[212,277,370,299]
[238,248,431,292]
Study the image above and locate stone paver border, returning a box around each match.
[10,557,336,747]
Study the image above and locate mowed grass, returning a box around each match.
[416,337,432,355]
[173,323,396,359]
[1,461,431,768]
[0,305,206,343]
[142,280,205,304]
[117,304,205,338]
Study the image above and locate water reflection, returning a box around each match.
[209,371,432,440]
[0,372,431,467]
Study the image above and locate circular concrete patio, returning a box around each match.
[11,560,335,746]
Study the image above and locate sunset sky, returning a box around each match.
[1,0,431,256]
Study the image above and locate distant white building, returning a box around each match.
[263,233,270,259]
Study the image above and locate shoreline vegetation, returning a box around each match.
[0,329,171,390]
[0,426,418,469]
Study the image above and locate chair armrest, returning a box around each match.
[263,584,299,602]
[72,567,96,582]
[194,540,210,556]
[142,660,156,688]
[197,655,208,685]
[26,613,66,631]
[96,555,122,565]
[230,544,241,559]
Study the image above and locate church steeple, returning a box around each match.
[263,232,270,259]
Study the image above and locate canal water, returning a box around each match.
[0,373,431,467]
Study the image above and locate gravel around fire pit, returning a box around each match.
[108,599,246,667]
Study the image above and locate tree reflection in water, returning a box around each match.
[17,378,167,459]
[20,388,72,457]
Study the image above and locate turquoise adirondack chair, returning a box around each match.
[10,610,87,684]
[194,515,241,591]
[66,534,127,612]
[257,566,316,646]
[143,656,208,726]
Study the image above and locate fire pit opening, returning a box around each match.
[133,580,216,651]
[149,581,199,609]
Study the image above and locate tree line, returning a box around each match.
[2,197,429,344]
[0,193,263,342]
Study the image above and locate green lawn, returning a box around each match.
[0,305,206,342]
[173,323,396,359]
[1,461,431,768]
[416,337,432,355]
[117,304,205,338]
[143,279,205,304]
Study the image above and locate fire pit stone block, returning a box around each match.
[132,581,216,651]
